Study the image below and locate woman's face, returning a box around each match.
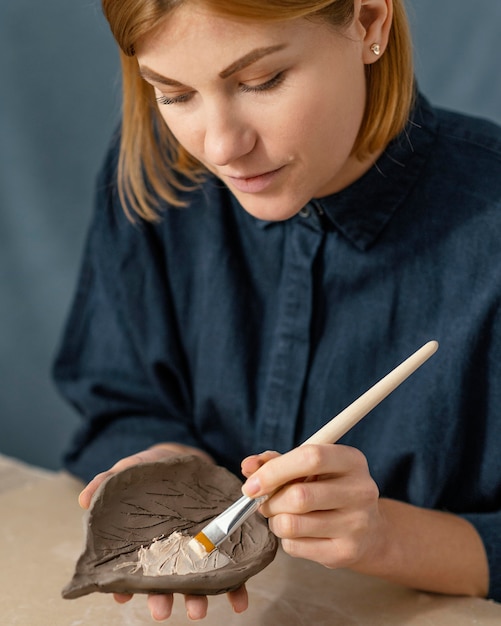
[137,5,375,221]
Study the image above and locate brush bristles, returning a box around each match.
[193,532,216,555]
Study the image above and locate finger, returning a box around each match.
[261,478,337,517]
[78,452,152,509]
[280,536,363,570]
[242,444,367,498]
[78,447,194,509]
[109,451,152,473]
[78,471,110,509]
[280,536,337,566]
[149,443,215,466]
[147,593,174,622]
[267,507,375,542]
[241,455,265,477]
[268,509,332,541]
[184,594,209,620]
[261,472,379,517]
[113,592,133,604]
[241,450,281,477]
[227,585,248,613]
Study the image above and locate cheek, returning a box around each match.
[277,66,366,155]
[157,109,202,157]
[275,96,349,160]
[305,74,366,153]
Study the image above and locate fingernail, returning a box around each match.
[152,614,168,623]
[77,491,88,510]
[242,476,260,497]
[187,612,203,622]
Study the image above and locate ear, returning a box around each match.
[356,0,393,65]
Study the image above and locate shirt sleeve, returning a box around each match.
[52,137,200,483]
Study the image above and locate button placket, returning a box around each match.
[254,217,324,453]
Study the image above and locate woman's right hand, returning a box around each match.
[78,444,248,621]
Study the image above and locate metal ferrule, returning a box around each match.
[203,494,268,547]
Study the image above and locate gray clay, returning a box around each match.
[62,455,278,599]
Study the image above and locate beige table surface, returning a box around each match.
[1,453,501,626]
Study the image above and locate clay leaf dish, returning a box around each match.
[62,455,278,599]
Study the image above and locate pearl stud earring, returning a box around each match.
[370,43,381,56]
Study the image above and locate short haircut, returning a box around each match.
[101,0,415,221]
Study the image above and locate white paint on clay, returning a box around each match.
[115,531,232,576]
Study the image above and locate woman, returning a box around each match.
[54,0,501,620]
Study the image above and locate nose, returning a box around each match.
[202,101,256,166]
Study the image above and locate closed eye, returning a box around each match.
[239,71,286,94]
[156,92,194,106]
[155,71,286,106]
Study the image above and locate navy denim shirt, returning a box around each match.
[54,95,501,599]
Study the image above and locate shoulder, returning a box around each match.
[426,101,501,186]
[411,97,501,208]
[434,105,501,160]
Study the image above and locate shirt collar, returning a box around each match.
[315,93,438,250]
[231,93,438,246]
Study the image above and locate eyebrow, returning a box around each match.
[218,44,286,79]
[138,67,184,87]
[139,44,287,87]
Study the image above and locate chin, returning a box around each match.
[236,195,305,223]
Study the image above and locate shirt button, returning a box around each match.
[299,207,310,218]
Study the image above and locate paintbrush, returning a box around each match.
[188,340,439,559]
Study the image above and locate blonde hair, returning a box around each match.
[102,0,415,221]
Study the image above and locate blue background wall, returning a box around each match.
[1,1,500,470]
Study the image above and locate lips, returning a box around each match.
[225,166,284,193]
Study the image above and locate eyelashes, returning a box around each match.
[156,92,193,106]
[239,71,286,94]
[155,71,286,106]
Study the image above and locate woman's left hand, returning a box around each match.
[241,444,385,571]
[79,444,249,621]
